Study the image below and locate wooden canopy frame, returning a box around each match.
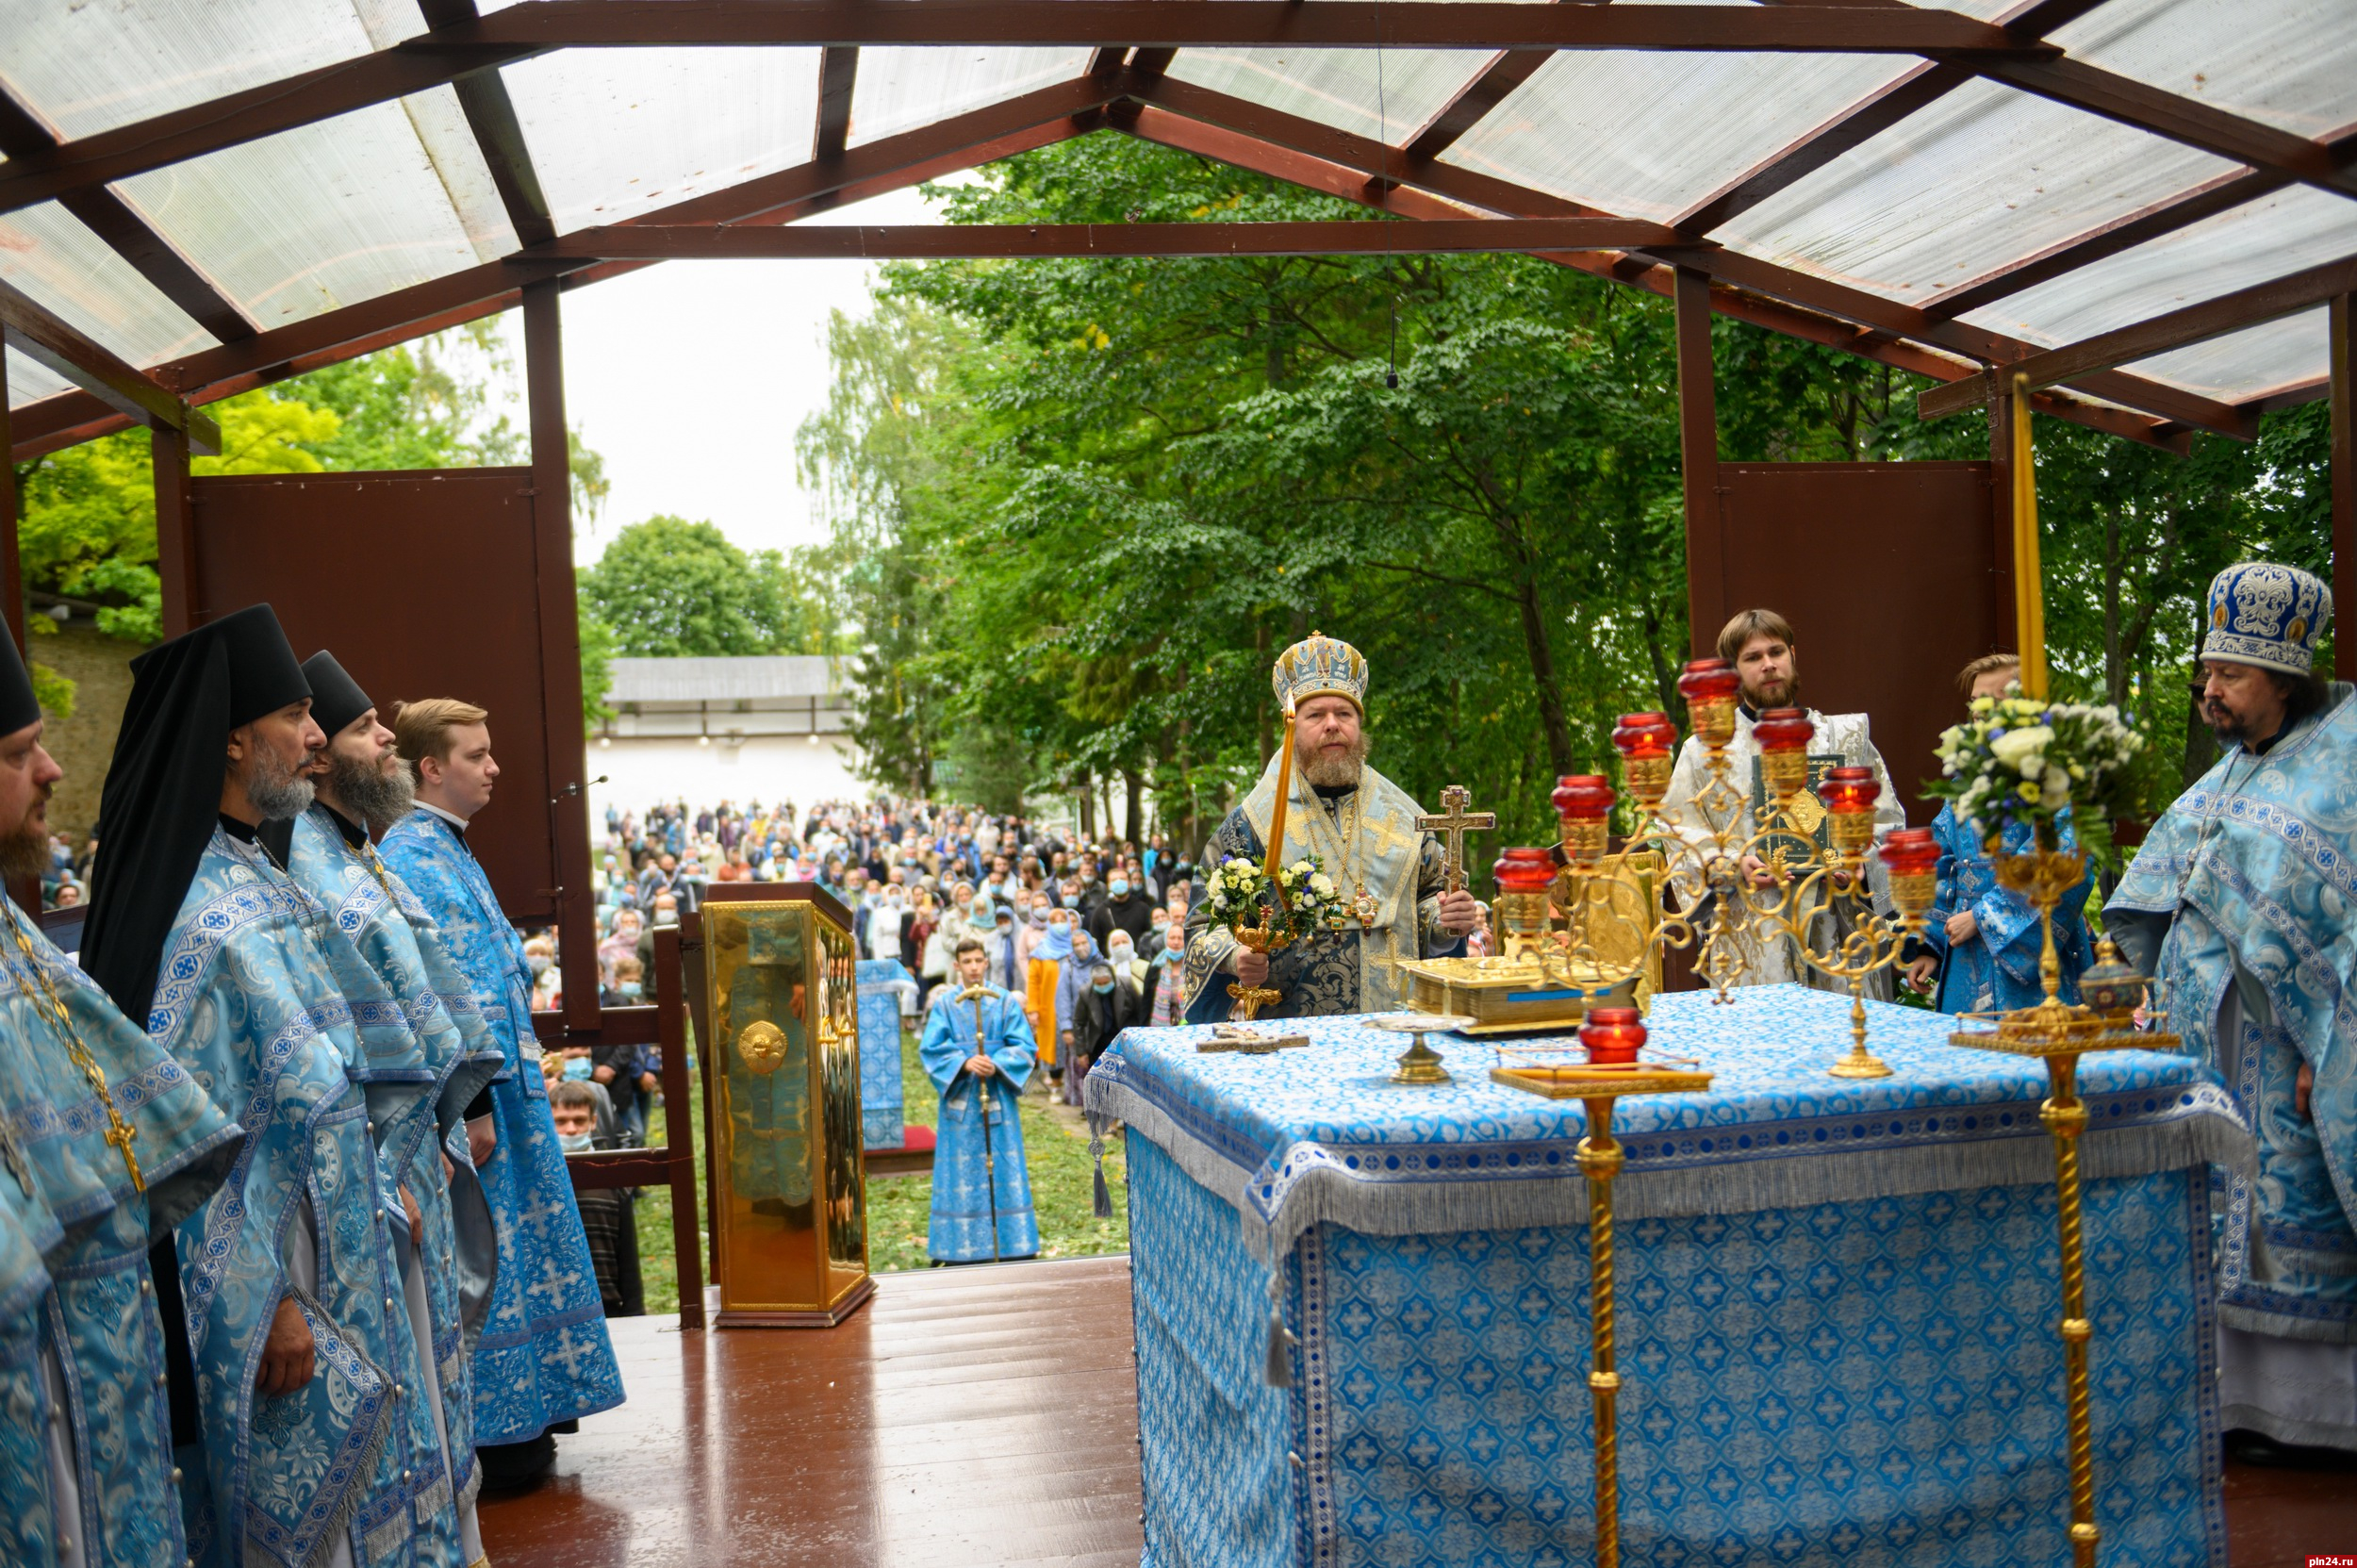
[2,2,2351,650]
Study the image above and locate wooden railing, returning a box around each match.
[536,927,705,1329]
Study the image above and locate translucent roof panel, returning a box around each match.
[1166,48,1489,148]
[2051,0,2357,142]
[112,93,517,328]
[1716,79,2240,309]
[848,49,1096,150]
[0,201,215,368]
[2123,307,2326,402]
[1961,185,2357,349]
[1442,52,1914,224]
[501,48,822,232]
[6,346,75,411]
[0,0,424,140]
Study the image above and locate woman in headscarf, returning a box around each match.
[1146,920,1190,1024]
[1053,927,1101,1086]
[1018,894,1068,1069]
[600,906,645,987]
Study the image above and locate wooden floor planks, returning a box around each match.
[480,1251,2356,1567]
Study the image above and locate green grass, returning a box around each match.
[629,1021,1128,1312]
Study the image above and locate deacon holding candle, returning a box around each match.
[1180,633,1484,1020]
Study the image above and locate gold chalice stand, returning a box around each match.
[1366,1012,1475,1084]
[1492,1015,1710,1568]
[1945,840,2177,1568]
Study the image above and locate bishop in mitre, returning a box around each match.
[1658,608,1904,992]
[1183,634,1482,1020]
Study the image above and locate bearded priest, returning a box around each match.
[79,604,444,1568]
[1182,634,1482,1020]
[1658,608,1905,992]
[282,651,506,1562]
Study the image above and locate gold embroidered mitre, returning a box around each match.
[1272,630,1369,714]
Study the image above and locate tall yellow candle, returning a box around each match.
[1264,701,1297,901]
[2012,372,2050,701]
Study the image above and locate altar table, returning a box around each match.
[1084,985,2252,1568]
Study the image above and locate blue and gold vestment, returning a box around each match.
[1915,804,2092,1014]
[918,983,1039,1263]
[0,900,237,1568]
[288,807,503,1558]
[379,810,623,1447]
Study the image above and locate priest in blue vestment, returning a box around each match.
[2109,561,2357,1459]
[0,631,239,1568]
[378,698,622,1490]
[1904,653,2095,1014]
[283,652,505,1563]
[919,939,1039,1263]
[79,603,449,1568]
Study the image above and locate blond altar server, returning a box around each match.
[1181,633,1482,1020]
[1658,608,1905,991]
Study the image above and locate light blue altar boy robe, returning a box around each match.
[288,806,503,1557]
[0,903,237,1568]
[379,810,623,1445]
[919,983,1039,1263]
[1915,804,2093,1015]
[155,829,448,1568]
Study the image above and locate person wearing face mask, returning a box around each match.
[1148,921,1191,1025]
[1053,928,1103,1079]
[985,900,1022,992]
[1103,930,1148,992]
[1088,863,1156,955]
[601,906,645,986]
[548,1082,642,1317]
[1020,899,1070,1071]
[1067,959,1142,1106]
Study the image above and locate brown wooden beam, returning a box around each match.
[1115,104,2189,452]
[1674,62,1973,235]
[815,45,860,160]
[1920,254,2357,410]
[418,0,558,248]
[0,279,220,449]
[0,87,257,345]
[2240,374,2330,416]
[546,217,1680,259]
[1675,268,1722,656]
[0,354,21,652]
[1135,75,2252,437]
[523,280,601,1033]
[0,41,546,218]
[152,423,198,638]
[1921,168,2286,323]
[2334,293,2354,682]
[454,2,2043,55]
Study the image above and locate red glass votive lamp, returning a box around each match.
[1751,706,1816,801]
[1611,711,1679,810]
[1879,828,1939,920]
[1578,1006,1647,1065]
[1552,774,1615,866]
[1817,766,1882,857]
[1492,848,1558,962]
[1676,658,1741,749]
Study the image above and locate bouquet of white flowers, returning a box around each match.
[1201,852,1346,943]
[1926,688,2144,862]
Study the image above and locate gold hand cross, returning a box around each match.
[1415,785,1496,893]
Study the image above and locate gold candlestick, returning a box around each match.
[1947,844,2178,1568]
[1489,1057,1711,1567]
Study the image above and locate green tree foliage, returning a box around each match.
[578,515,841,660]
[799,133,2333,863]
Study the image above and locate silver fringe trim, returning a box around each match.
[2218,1302,2357,1345]
[1087,1077,2259,1265]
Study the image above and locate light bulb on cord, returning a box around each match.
[699,734,710,747]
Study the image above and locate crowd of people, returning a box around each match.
[582,797,1203,1104]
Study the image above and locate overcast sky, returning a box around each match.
[478,180,950,568]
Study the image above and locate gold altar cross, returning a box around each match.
[1416,785,1496,893]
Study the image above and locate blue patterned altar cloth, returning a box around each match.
[1092,986,2253,1568]
[855,958,909,1150]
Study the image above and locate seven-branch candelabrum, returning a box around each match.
[1514,656,1939,1076]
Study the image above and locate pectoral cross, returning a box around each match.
[1416,785,1496,894]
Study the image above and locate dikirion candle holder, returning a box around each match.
[1491,1010,1710,1568]
[1945,833,2179,1568]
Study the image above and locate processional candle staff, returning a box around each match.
[1222,700,1297,1022]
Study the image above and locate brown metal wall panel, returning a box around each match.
[1708,461,2000,826]
[187,467,566,922]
